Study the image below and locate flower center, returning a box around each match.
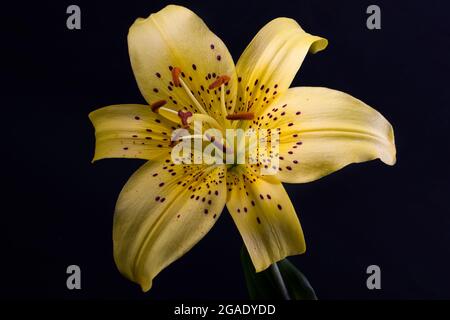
[151,66,257,164]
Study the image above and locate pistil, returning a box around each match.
[178,110,193,128]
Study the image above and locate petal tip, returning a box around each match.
[129,4,193,29]
[309,37,328,54]
[140,280,152,293]
[381,123,397,166]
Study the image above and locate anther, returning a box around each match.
[226,112,254,120]
[171,67,182,87]
[208,75,230,89]
[150,100,167,112]
[178,110,193,128]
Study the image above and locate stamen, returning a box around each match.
[220,83,231,127]
[191,114,224,131]
[178,77,208,115]
[226,112,254,120]
[170,133,205,147]
[157,106,181,124]
[171,67,182,87]
[150,100,167,112]
[205,133,233,154]
[178,110,193,128]
[209,75,230,90]
[179,134,205,140]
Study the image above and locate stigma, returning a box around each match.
[178,110,193,128]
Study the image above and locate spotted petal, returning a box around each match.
[89,104,179,161]
[260,87,396,183]
[226,166,305,272]
[128,5,237,119]
[114,157,227,291]
[235,18,327,115]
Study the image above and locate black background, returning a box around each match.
[2,0,450,300]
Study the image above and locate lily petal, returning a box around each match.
[89,104,178,161]
[89,104,180,161]
[261,87,396,183]
[128,5,237,119]
[114,157,227,291]
[226,166,305,272]
[235,18,327,114]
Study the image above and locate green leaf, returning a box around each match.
[240,246,317,300]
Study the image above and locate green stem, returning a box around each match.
[269,262,291,300]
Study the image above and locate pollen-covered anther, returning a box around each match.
[171,67,182,87]
[178,110,193,128]
[150,100,167,112]
[226,112,255,120]
[208,75,230,89]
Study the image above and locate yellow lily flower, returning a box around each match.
[89,5,396,292]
